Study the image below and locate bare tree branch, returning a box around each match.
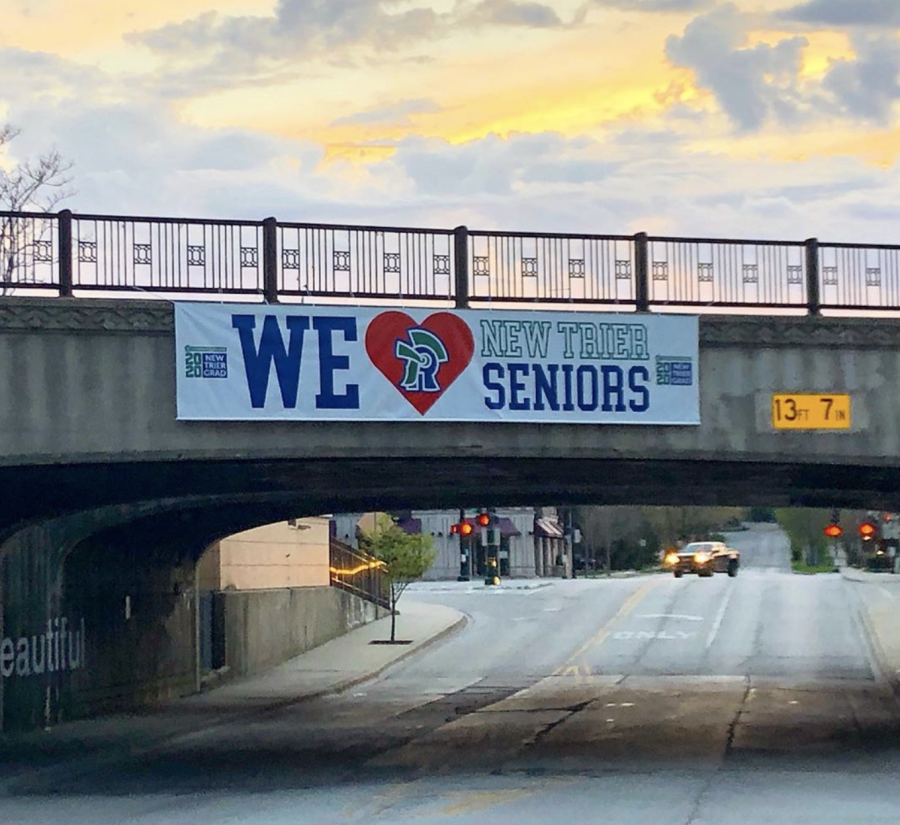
[0,125,75,294]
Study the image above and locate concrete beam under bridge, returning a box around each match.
[2,457,900,523]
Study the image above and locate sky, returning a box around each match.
[1,0,900,241]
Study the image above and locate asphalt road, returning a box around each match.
[4,524,900,824]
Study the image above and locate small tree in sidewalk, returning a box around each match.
[360,514,436,643]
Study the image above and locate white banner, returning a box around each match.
[174,303,699,424]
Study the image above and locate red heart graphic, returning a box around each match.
[365,311,475,415]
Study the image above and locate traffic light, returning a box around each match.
[450,521,474,536]
[485,556,500,586]
[823,523,843,538]
[476,509,496,527]
[859,521,877,540]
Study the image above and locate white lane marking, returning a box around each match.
[638,613,704,622]
[613,630,696,641]
[543,607,562,612]
[706,586,734,650]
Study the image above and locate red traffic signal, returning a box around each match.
[859,521,877,539]
[477,512,491,527]
[823,523,843,538]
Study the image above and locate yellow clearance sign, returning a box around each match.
[772,393,851,430]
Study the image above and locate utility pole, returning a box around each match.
[605,512,612,578]
[456,507,470,581]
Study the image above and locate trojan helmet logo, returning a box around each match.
[394,327,449,393]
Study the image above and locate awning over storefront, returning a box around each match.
[396,517,423,535]
[534,517,564,539]
[496,517,521,537]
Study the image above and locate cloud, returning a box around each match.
[666,5,813,132]
[130,1,446,77]
[824,34,900,123]
[666,4,900,131]
[129,0,569,96]
[0,48,109,105]
[386,132,623,198]
[778,0,900,28]
[331,99,442,127]
[587,0,716,12]
[465,0,565,27]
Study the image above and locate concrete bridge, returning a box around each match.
[4,207,900,733]
[2,297,899,735]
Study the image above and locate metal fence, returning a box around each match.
[3,209,900,313]
[72,214,264,295]
[329,540,390,610]
[467,230,635,305]
[646,237,807,309]
[276,221,455,301]
[0,211,59,291]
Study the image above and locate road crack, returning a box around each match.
[518,700,593,755]
[682,676,751,825]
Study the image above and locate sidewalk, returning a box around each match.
[408,580,553,593]
[841,568,900,687]
[0,601,465,788]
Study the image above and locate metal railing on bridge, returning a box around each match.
[329,539,390,611]
[2,208,899,314]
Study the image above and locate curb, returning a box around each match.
[852,595,900,698]
[842,574,900,699]
[0,609,468,795]
[322,611,469,696]
[841,568,900,584]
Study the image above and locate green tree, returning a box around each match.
[774,507,830,565]
[361,514,436,643]
[748,506,777,523]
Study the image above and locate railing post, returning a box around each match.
[263,216,278,304]
[805,237,820,316]
[634,231,649,312]
[454,225,469,309]
[58,209,73,297]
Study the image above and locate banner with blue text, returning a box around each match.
[174,304,699,424]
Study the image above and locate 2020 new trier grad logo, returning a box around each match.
[185,345,228,379]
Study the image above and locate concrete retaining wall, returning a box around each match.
[216,587,387,679]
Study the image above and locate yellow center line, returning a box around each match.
[555,578,661,674]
